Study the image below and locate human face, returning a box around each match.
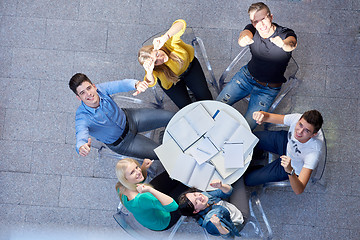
[76,81,100,108]
[294,118,317,143]
[124,162,144,184]
[150,49,168,66]
[249,9,273,36]
[186,192,209,213]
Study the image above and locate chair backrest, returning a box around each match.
[113,202,210,240]
[310,129,327,184]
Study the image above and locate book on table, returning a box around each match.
[166,103,215,151]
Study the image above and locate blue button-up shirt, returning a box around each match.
[75,79,137,153]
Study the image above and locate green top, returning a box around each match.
[121,192,179,231]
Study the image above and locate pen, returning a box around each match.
[197,148,211,155]
[212,110,220,119]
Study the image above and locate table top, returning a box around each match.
[162,100,254,190]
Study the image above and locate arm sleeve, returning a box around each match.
[75,113,90,154]
[167,19,187,44]
[281,27,297,40]
[207,187,233,200]
[97,79,138,95]
[283,113,302,127]
[138,193,178,212]
[244,24,256,35]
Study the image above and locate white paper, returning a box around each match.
[211,152,238,179]
[186,137,219,165]
[223,142,244,168]
[170,153,197,183]
[167,117,200,151]
[188,162,215,191]
[206,111,240,148]
[185,104,215,135]
[229,125,259,159]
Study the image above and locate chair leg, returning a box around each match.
[250,191,273,239]
[168,216,186,240]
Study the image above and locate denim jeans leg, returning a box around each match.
[244,158,289,186]
[245,84,280,130]
[216,65,253,106]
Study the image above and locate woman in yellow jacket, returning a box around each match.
[138,19,213,109]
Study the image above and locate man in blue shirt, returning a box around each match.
[69,73,174,159]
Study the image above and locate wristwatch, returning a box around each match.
[288,169,295,176]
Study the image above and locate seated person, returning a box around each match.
[115,158,188,231]
[245,110,324,194]
[216,2,297,130]
[69,73,174,160]
[138,19,213,109]
[178,179,247,239]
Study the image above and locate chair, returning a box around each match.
[262,128,327,192]
[140,28,219,108]
[217,47,301,116]
[113,202,210,240]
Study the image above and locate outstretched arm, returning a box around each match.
[269,35,297,52]
[238,29,254,47]
[252,111,285,125]
[153,21,185,50]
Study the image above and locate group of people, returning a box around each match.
[69,2,325,238]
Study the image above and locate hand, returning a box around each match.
[238,35,254,47]
[79,138,91,157]
[210,214,221,226]
[136,184,152,193]
[142,58,155,73]
[133,81,149,96]
[209,179,223,189]
[253,111,265,125]
[141,158,154,170]
[270,36,285,49]
[153,35,169,50]
[280,155,293,174]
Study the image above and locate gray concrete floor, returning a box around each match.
[0,0,359,239]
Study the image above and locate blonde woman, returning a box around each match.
[115,158,187,231]
[138,19,212,109]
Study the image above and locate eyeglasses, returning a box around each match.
[251,14,270,26]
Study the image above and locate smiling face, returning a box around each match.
[75,81,100,108]
[186,192,209,213]
[294,118,318,143]
[249,8,274,37]
[124,162,144,184]
[150,49,169,66]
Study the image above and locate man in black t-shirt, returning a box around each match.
[217,2,297,130]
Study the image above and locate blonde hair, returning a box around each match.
[138,44,184,84]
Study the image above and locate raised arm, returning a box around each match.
[153,20,185,50]
[252,111,285,125]
[238,29,254,47]
[280,156,312,194]
[136,184,174,206]
[209,179,232,194]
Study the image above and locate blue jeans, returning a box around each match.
[107,108,174,160]
[216,65,281,130]
[244,130,289,186]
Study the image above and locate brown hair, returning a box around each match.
[248,2,271,15]
[69,73,92,95]
[138,44,184,84]
[300,110,323,133]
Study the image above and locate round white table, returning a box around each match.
[163,100,254,190]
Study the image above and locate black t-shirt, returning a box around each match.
[245,23,297,83]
